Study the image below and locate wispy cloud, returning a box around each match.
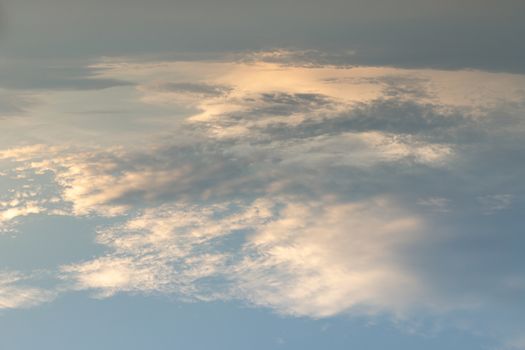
[0,271,54,309]
[61,196,429,317]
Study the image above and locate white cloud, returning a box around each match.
[62,199,275,298]
[61,196,436,319]
[0,202,43,221]
[230,197,427,317]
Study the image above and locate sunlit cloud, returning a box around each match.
[62,199,274,298]
[61,196,433,319]
[0,51,524,348]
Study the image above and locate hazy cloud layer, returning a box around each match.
[2,0,524,73]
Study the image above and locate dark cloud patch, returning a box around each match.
[238,92,334,117]
[204,92,470,143]
[3,0,524,73]
[323,75,432,99]
[347,18,525,74]
[35,141,272,215]
[291,99,467,138]
[0,60,133,91]
[361,75,432,99]
[182,84,525,220]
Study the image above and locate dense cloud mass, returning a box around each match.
[1,0,524,74]
[0,52,524,348]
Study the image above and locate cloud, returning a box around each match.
[0,90,39,117]
[230,197,425,317]
[0,271,54,309]
[140,81,232,102]
[8,143,259,216]
[4,0,525,73]
[478,194,514,215]
[1,53,525,347]
[1,53,522,221]
[417,197,450,213]
[61,193,519,323]
[0,60,133,91]
[0,125,453,218]
[62,199,275,298]
[0,202,43,222]
[60,196,430,317]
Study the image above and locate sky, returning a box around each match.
[0,1,524,349]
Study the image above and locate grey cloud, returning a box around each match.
[355,75,432,99]
[0,92,38,116]
[266,99,467,140]
[477,194,514,214]
[195,91,468,144]
[2,0,524,73]
[152,82,232,97]
[10,142,268,216]
[0,60,133,91]
[237,92,334,117]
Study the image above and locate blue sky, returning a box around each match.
[0,1,524,349]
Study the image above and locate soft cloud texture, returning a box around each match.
[0,52,524,348]
[0,271,53,309]
[2,0,524,73]
[62,196,428,318]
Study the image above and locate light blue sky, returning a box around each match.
[0,1,524,349]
